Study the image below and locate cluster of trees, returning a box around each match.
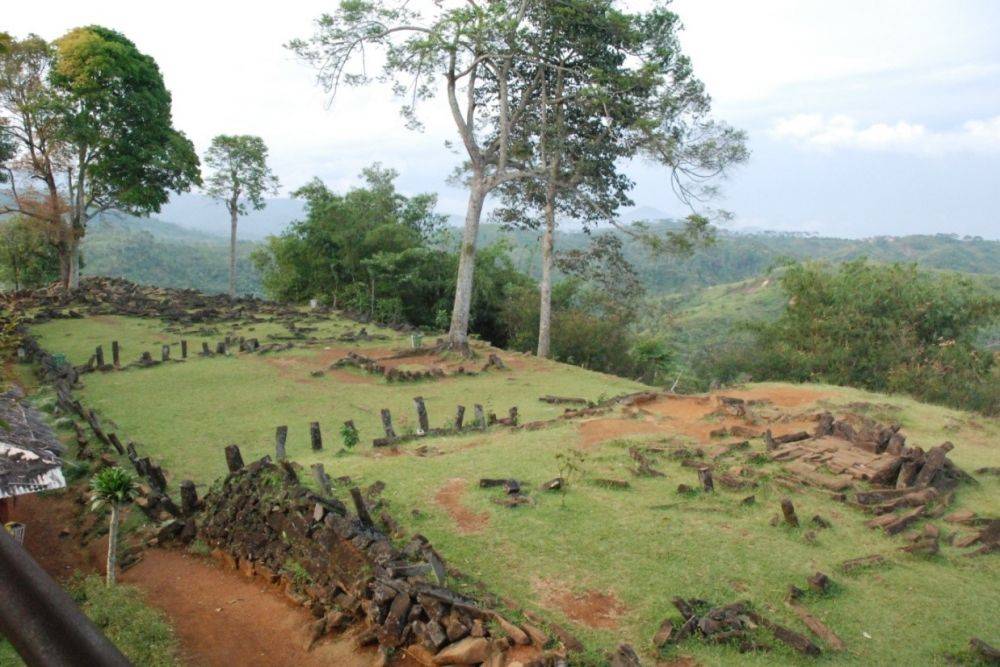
[696,260,1000,414]
[1,29,277,296]
[290,0,745,354]
[252,165,531,346]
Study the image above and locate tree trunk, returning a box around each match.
[106,503,119,585]
[447,179,488,350]
[68,237,80,289]
[537,185,557,358]
[58,243,72,292]
[229,206,238,298]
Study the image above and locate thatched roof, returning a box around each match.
[0,387,65,499]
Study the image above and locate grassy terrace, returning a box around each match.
[28,313,1000,665]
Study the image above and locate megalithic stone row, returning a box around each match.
[781,497,799,527]
[380,409,396,439]
[414,396,429,435]
[180,480,198,516]
[112,341,120,367]
[107,432,125,455]
[474,404,486,430]
[312,463,333,496]
[310,421,323,451]
[275,425,288,460]
[698,467,714,492]
[225,444,244,473]
[454,405,465,430]
[181,340,188,359]
[95,345,105,367]
[350,487,374,528]
[161,345,170,362]
[147,463,168,493]
[202,342,211,356]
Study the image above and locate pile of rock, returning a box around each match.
[198,457,557,664]
[770,412,971,493]
[18,276,292,325]
[332,351,448,382]
[654,597,820,657]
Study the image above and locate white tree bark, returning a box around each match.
[68,237,81,290]
[106,503,119,585]
[537,194,556,358]
[229,205,238,298]
[447,178,488,349]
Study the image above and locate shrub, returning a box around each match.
[705,260,999,414]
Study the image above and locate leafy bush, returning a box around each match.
[251,165,531,343]
[340,422,359,449]
[703,260,999,414]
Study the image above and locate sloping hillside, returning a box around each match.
[82,218,262,295]
[19,281,1000,665]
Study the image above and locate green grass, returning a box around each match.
[26,314,1000,665]
[0,575,180,667]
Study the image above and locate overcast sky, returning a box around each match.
[7,0,1000,238]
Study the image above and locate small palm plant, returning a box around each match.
[90,467,139,585]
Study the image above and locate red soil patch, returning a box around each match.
[14,491,382,667]
[578,417,664,449]
[723,385,834,408]
[122,550,375,667]
[434,478,489,533]
[577,388,833,449]
[533,579,626,629]
[15,491,109,581]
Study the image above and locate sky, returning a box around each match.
[6,0,1000,239]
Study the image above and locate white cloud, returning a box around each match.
[770,114,1000,154]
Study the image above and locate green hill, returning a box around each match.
[81,217,263,295]
[478,222,1000,293]
[21,293,1000,665]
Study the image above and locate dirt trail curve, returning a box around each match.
[15,493,373,667]
[122,550,370,667]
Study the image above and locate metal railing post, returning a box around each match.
[0,528,132,666]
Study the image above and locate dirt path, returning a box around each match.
[122,550,372,667]
[14,492,374,667]
[435,477,489,533]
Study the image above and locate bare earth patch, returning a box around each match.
[533,578,627,629]
[434,478,489,533]
[123,550,376,667]
[578,417,664,449]
[579,388,835,449]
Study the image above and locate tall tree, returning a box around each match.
[290,1,543,351]
[0,27,200,290]
[90,467,138,586]
[494,1,748,358]
[203,135,279,297]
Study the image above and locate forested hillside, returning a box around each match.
[79,213,1000,300]
[81,218,261,295]
[481,222,1000,293]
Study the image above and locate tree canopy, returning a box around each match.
[251,165,530,344]
[0,27,199,289]
[732,260,1000,414]
[203,135,279,216]
[203,134,279,296]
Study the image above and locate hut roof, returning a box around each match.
[0,387,65,499]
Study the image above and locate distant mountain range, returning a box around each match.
[143,194,677,241]
[79,208,1000,300]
